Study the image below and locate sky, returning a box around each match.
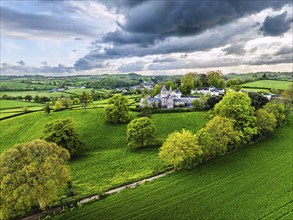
[0,0,292,76]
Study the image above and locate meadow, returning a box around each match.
[54,114,293,220]
[0,109,208,197]
[0,100,43,109]
[241,80,292,90]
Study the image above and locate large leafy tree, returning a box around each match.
[0,140,70,219]
[180,72,196,94]
[206,70,225,88]
[263,101,286,127]
[42,117,84,156]
[80,92,92,111]
[105,94,130,123]
[127,117,156,149]
[196,116,240,158]
[159,129,202,170]
[213,91,257,144]
[255,109,277,137]
[165,81,175,90]
[153,84,162,96]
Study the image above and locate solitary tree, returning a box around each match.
[159,129,203,170]
[127,117,156,149]
[80,92,92,111]
[53,100,63,111]
[105,94,130,123]
[196,116,240,159]
[44,102,51,114]
[24,95,33,102]
[0,140,70,219]
[61,97,72,109]
[42,118,84,156]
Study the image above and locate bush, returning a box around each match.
[159,129,203,170]
[42,118,85,156]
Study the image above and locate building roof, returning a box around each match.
[161,85,167,92]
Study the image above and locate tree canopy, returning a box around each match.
[263,101,286,127]
[127,117,156,149]
[0,140,70,219]
[153,84,162,96]
[159,129,202,170]
[255,108,277,137]
[80,92,92,111]
[105,94,130,123]
[180,72,196,94]
[197,116,240,158]
[213,91,257,144]
[206,70,225,88]
[42,117,84,156]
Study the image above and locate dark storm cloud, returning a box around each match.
[101,0,291,45]
[261,12,293,36]
[73,0,292,70]
[0,6,97,37]
[222,43,246,56]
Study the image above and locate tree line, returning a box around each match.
[0,86,291,219]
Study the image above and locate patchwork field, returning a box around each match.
[0,100,43,109]
[0,109,208,197]
[54,114,293,220]
[241,80,292,90]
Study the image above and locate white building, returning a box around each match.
[141,85,200,109]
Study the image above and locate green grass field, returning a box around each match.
[0,90,71,98]
[54,114,293,220]
[0,100,43,109]
[0,109,207,197]
[241,88,272,94]
[241,80,292,90]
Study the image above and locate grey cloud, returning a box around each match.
[248,53,293,66]
[274,45,293,56]
[74,53,107,70]
[79,19,257,63]
[17,60,26,66]
[1,6,97,37]
[152,57,177,63]
[222,43,246,56]
[101,0,291,45]
[1,63,75,75]
[75,37,83,41]
[117,61,145,72]
[75,0,292,70]
[261,12,293,36]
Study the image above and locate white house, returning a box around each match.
[141,86,200,109]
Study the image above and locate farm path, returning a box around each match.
[20,170,174,220]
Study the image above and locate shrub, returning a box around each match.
[159,129,203,170]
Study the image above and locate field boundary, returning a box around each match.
[20,170,174,220]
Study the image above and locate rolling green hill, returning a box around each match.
[241,80,292,90]
[54,114,293,220]
[0,109,207,197]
